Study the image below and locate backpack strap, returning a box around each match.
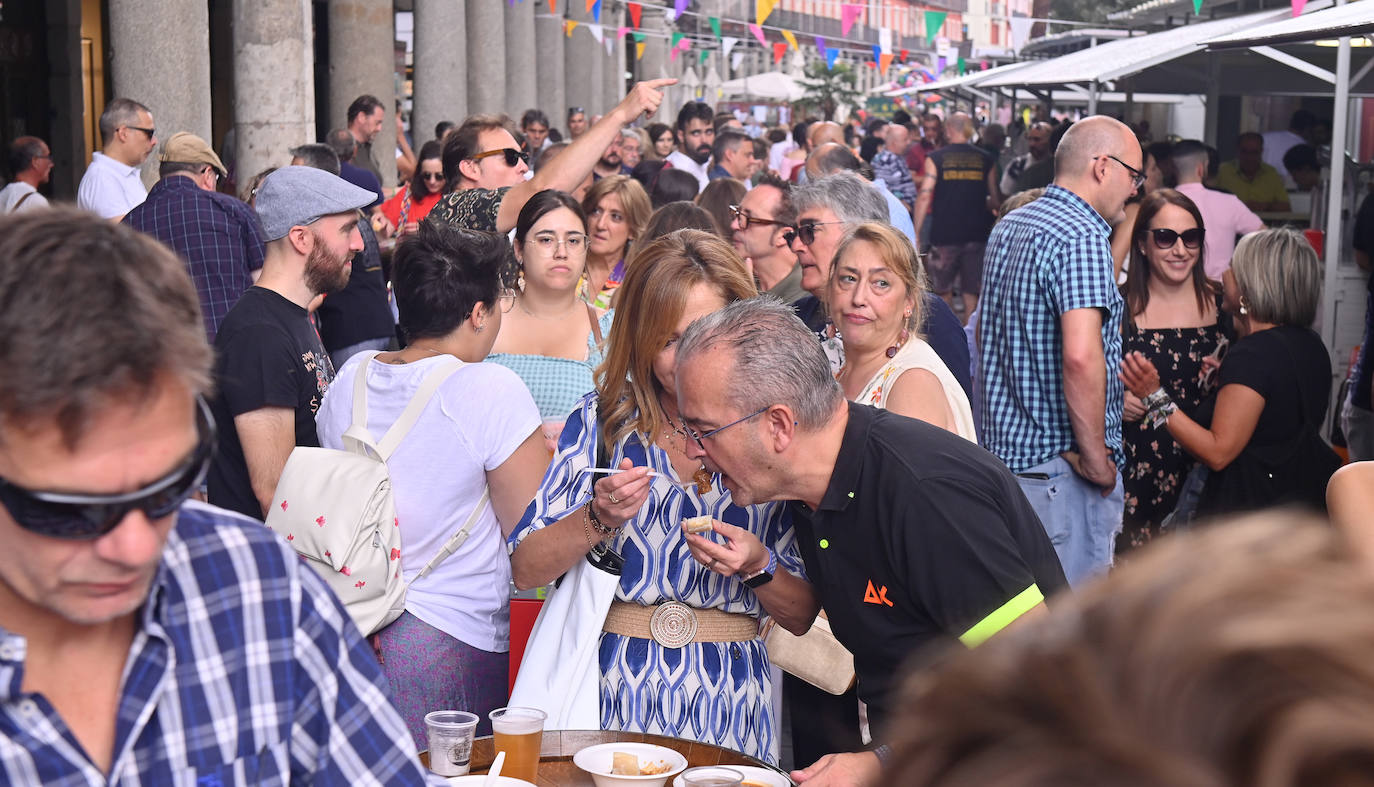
[374,355,465,460]
[409,486,491,584]
[341,352,387,458]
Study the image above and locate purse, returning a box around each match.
[761,610,857,696]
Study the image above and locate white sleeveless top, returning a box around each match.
[854,337,978,442]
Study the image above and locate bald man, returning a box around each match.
[979,115,1142,588]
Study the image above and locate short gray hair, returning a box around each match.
[792,171,887,225]
[98,98,150,143]
[289,143,341,176]
[675,297,842,430]
[1231,228,1322,328]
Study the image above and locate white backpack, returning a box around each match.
[265,353,490,636]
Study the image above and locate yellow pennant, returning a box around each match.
[636,41,646,60]
[565,19,580,37]
[756,0,776,26]
[781,29,799,50]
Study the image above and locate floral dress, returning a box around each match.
[1119,311,1230,554]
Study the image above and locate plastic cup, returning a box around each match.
[488,706,546,782]
[680,766,745,786]
[424,710,479,777]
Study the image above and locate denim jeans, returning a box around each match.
[1014,456,1123,589]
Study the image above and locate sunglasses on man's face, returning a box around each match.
[1142,227,1205,250]
[0,397,215,540]
[470,148,529,168]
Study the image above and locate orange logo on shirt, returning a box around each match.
[864,580,893,607]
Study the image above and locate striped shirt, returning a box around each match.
[0,501,442,787]
[979,184,1125,473]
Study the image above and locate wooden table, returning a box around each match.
[421,730,789,785]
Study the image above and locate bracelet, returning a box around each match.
[1143,390,1178,430]
[1141,387,1171,410]
[582,504,609,557]
[586,500,616,538]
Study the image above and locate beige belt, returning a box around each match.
[603,601,760,648]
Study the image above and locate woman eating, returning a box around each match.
[580,175,651,309]
[379,141,445,237]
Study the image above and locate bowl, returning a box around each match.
[445,776,537,786]
[672,764,793,787]
[572,741,690,787]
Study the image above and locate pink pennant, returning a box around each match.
[749,23,767,47]
[1291,0,1306,15]
[618,25,630,38]
[841,3,864,35]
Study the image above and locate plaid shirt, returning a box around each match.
[978,184,1124,473]
[0,502,444,787]
[871,150,916,204]
[124,177,265,342]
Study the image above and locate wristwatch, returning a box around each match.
[741,548,777,589]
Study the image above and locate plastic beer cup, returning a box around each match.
[488,706,546,782]
[423,710,479,776]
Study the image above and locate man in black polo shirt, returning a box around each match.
[674,297,1066,786]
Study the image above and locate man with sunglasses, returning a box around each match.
[730,173,804,304]
[77,97,157,221]
[1171,139,1265,279]
[981,115,1141,589]
[0,208,441,784]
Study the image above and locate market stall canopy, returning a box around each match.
[719,71,805,101]
[1205,0,1374,49]
[883,60,1036,96]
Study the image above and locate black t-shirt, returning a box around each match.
[316,220,395,352]
[788,402,1068,735]
[929,143,996,245]
[1195,325,1330,447]
[208,287,335,520]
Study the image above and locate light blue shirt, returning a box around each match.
[872,179,917,246]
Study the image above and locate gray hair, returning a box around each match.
[793,171,888,225]
[289,143,341,176]
[675,297,842,430]
[1231,228,1322,328]
[98,98,151,143]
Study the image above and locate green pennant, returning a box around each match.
[924,10,947,44]
[632,31,646,42]
[957,56,966,75]
[709,16,722,38]
[671,31,684,49]
[700,48,710,64]
[1192,0,1203,12]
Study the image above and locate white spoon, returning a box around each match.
[483,751,506,785]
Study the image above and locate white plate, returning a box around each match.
[672,764,793,787]
[445,776,536,786]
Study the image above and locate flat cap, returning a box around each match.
[159,132,226,176]
[254,165,377,241]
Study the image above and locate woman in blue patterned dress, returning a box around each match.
[509,230,819,763]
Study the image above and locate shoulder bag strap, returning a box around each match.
[586,303,604,345]
[409,487,491,584]
[12,192,33,210]
[375,355,465,460]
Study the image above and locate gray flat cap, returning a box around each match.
[255,165,377,241]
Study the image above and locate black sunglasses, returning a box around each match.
[793,220,845,246]
[1141,227,1205,250]
[421,171,446,181]
[125,125,156,139]
[0,397,215,540]
[471,148,529,167]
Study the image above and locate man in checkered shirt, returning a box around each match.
[0,208,441,786]
[978,116,1143,588]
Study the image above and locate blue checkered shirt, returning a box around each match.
[0,502,445,787]
[978,184,1124,473]
[124,177,265,342]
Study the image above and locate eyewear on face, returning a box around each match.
[530,232,588,254]
[1142,227,1205,250]
[497,288,517,312]
[682,407,768,451]
[0,397,215,541]
[421,171,446,182]
[730,204,790,231]
[471,148,529,167]
[125,125,156,139]
[795,221,845,246]
[1098,154,1146,190]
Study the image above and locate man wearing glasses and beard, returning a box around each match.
[0,207,442,785]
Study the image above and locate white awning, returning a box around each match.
[883,60,1035,96]
[719,71,804,101]
[1206,0,1374,49]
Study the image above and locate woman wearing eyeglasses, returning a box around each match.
[488,190,615,454]
[581,175,651,310]
[1115,190,1231,553]
[378,141,445,238]
[508,231,816,764]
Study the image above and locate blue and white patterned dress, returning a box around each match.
[509,392,805,763]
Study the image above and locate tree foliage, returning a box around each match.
[796,61,863,121]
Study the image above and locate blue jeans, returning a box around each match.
[1015,456,1123,589]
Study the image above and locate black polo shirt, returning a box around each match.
[788,402,1067,735]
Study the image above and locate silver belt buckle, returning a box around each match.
[648,601,698,648]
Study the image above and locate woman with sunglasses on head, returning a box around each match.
[508,231,817,764]
[378,141,445,238]
[1116,190,1231,554]
[314,224,549,748]
[1121,227,1339,525]
[580,175,651,310]
[487,190,614,455]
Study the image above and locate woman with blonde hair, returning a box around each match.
[509,230,817,763]
[828,222,975,440]
[581,174,651,309]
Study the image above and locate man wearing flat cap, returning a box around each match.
[207,166,375,521]
[124,131,266,342]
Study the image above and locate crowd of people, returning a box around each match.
[0,78,1368,787]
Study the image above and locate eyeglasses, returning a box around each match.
[528,232,587,254]
[730,205,790,231]
[497,288,517,313]
[1097,154,1146,190]
[124,125,156,139]
[470,148,529,168]
[794,220,846,246]
[421,172,446,182]
[681,407,768,452]
[1141,227,1205,250]
[0,397,215,540]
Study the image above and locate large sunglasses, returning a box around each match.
[421,171,446,182]
[1141,227,1205,250]
[729,204,790,232]
[793,220,845,246]
[470,148,529,168]
[0,397,215,540]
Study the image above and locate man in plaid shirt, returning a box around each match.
[979,116,1144,588]
[0,208,441,786]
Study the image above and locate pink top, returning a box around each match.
[1175,182,1266,279]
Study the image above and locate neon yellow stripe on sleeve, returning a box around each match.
[958,584,1044,648]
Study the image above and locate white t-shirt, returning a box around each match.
[77,152,147,219]
[316,355,541,652]
[666,150,710,193]
[0,182,48,214]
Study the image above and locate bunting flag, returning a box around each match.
[670,45,681,60]
[588,23,604,43]
[748,23,767,46]
[1291,0,1305,15]
[636,41,646,59]
[781,29,799,50]
[841,3,864,35]
[757,0,777,26]
[628,1,641,28]
[671,31,684,48]
[733,51,745,70]
[722,36,739,58]
[936,55,946,74]
[879,53,894,72]
[664,6,675,21]
[924,11,947,44]
[675,0,690,21]
[878,28,892,54]
[591,0,601,22]
[548,0,557,14]
[980,59,989,69]
[815,35,827,54]
[585,0,594,11]
[617,25,629,38]
[900,48,909,61]
[699,49,710,64]
[632,31,646,42]
[956,56,965,75]
[1192,0,1203,12]
[564,19,579,36]
[606,37,615,55]
[773,41,787,64]
[871,44,882,62]
[1008,15,1033,51]
[710,17,722,38]
[825,47,840,69]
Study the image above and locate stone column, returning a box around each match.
[565,0,602,123]
[414,0,467,154]
[467,0,507,114]
[505,0,539,118]
[233,0,314,194]
[110,0,212,187]
[329,0,396,188]
[637,9,668,84]
[534,0,567,126]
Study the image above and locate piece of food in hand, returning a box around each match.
[683,515,714,535]
[611,752,640,775]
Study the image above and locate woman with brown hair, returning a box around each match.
[1117,189,1229,552]
[508,230,817,763]
[580,174,651,309]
